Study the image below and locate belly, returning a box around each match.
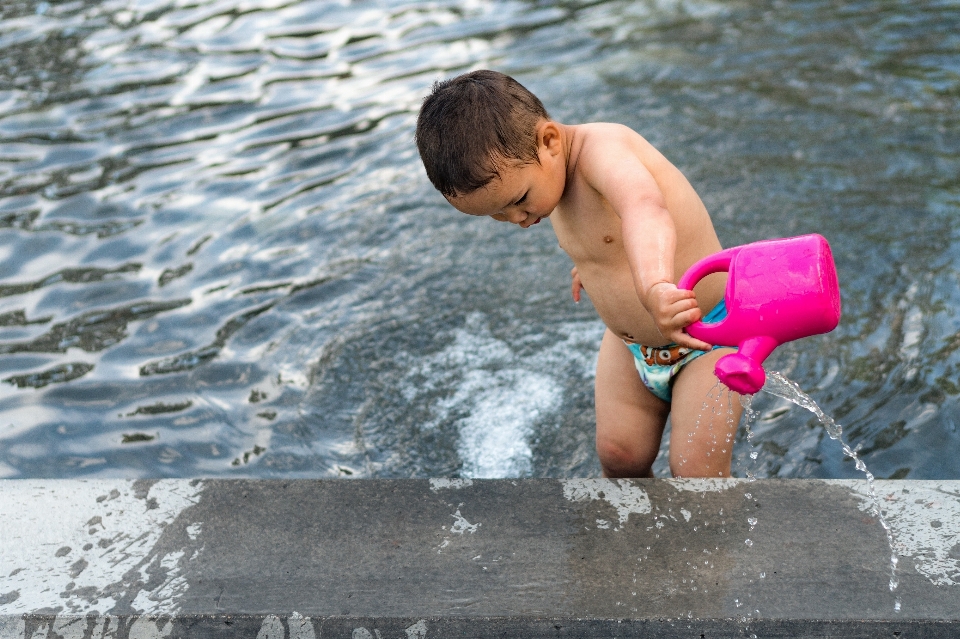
[579,266,727,347]
[579,267,664,345]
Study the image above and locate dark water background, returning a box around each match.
[0,0,957,480]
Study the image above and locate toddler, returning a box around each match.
[415,70,741,478]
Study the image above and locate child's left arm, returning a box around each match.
[579,137,712,351]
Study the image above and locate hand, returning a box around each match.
[571,266,583,303]
[644,282,713,351]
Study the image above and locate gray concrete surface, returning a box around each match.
[1,478,958,638]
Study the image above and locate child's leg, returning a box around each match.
[595,329,670,478]
[669,347,743,478]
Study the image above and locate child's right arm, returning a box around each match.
[577,129,713,350]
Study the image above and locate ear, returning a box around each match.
[537,121,563,156]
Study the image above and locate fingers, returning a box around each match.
[646,282,695,312]
[571,267,582,303]
[658,296,700,328]
[660,286,698,306]
[648,286,714,350]
[659,312,712,350]
[661,317,711,351]
[670,331,714,352]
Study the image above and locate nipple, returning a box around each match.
[604,236,613,244]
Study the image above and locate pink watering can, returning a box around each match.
[677,234,841,395]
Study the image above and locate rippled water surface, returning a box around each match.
[0,0,957,479]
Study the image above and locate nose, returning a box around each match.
[506,208,529,225]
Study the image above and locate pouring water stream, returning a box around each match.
[741,371,901,612]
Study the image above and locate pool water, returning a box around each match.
[0,0,957,480]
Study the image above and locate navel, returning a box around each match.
[603,235,613,244]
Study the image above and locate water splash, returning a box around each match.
[740,393,760,444]
[687,381,740,477]
[758,371,900,609]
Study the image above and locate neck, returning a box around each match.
[557,123,580,186]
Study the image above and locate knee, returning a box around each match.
[596,437,655,478]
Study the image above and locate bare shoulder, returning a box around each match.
[575,122,646,150]
[573,123,658,172]
[567,123,666,196]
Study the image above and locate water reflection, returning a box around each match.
[0,0,957,480]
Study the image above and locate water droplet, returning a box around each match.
[747,517,758,527]
[744,539,753,547]
[749,451,759,460]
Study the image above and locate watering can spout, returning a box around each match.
[678,234,841,395]
[713,335,779,395]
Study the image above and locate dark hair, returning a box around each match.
[415,70,549,197]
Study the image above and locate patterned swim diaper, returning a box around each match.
[624,300,728,402]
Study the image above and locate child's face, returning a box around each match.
[446,122,566,229]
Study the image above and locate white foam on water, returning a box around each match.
[400,313,603,478]
[894,283,923,382]
[0,480,202,615]
[452,368,560,478]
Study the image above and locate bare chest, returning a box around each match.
[551,178,625,263]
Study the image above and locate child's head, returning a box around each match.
[415,70,550,199]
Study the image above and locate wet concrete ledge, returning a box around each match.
[1,478,958,638]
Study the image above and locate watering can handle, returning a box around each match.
[677,246,741,292]
[677,246,742,342]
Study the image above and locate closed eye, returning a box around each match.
[514,192,528,206]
